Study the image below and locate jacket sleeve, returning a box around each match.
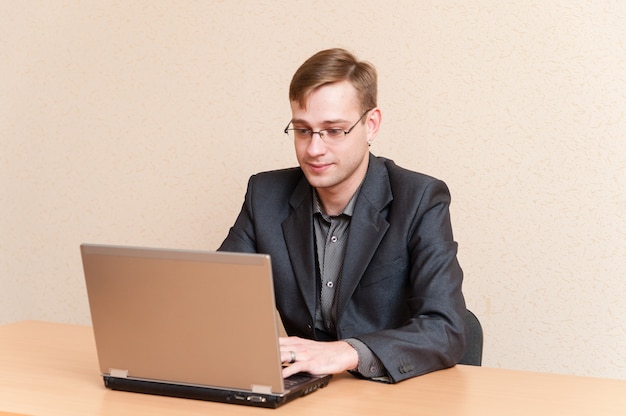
[353,179,466,383]
[217,177,258,253]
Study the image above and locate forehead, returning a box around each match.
[290,81,361,121]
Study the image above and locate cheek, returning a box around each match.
[342,138,369,157]
[294,142,307,160]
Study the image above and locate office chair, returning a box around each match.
[458,309,483,366]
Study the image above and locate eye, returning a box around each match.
[294,128,311,137]
[324,128,344,138]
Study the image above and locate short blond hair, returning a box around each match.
[289,48,377,113]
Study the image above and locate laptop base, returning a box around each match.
[103,374,332,409]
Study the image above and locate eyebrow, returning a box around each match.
[290,118,350,126]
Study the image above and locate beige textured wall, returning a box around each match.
[1,1,625,379]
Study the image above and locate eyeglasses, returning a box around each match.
[284,109,373,143]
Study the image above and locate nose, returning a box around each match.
[305,133,327,156]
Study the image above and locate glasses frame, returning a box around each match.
[284,108,373,143]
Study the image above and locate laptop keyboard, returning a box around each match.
[283,373,313,389]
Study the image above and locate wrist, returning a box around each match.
[342,339,361,371]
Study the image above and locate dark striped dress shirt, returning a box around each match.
[313,188,387,379]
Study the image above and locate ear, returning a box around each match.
[365,107,382,145]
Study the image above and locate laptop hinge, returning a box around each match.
[251,384,272,394]
[109,368,129,378]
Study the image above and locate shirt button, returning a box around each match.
[326,281,334,288]
[331,235,338,243]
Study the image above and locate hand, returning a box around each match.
[279,336,359,379]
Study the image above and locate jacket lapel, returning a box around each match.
[281,176,317,319]
[336,155,393,317]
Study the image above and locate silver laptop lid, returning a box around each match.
[81,244,286,394]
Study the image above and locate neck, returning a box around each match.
[316,171,367,217]
[317,191,352,216]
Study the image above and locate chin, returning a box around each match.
[303,174,334,189]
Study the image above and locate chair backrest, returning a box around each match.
[458,309,483,366]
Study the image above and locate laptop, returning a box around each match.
[80,243,331,408]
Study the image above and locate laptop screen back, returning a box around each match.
[81,244,286,394]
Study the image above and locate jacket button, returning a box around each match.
[399,364,414,374]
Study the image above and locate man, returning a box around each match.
[219,48,466,383]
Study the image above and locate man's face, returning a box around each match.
[289,81,378,199]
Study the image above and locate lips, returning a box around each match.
[307,162,331,174]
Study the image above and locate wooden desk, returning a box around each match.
[1,321,624,415]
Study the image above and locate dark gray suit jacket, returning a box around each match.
[219,154,466,382]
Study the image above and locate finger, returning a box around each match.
[280,350,298,364]
[279,336,302,347]
[282,361,305,379]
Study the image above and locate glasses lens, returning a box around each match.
[286,129,311,140]
[322,129,345,140]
